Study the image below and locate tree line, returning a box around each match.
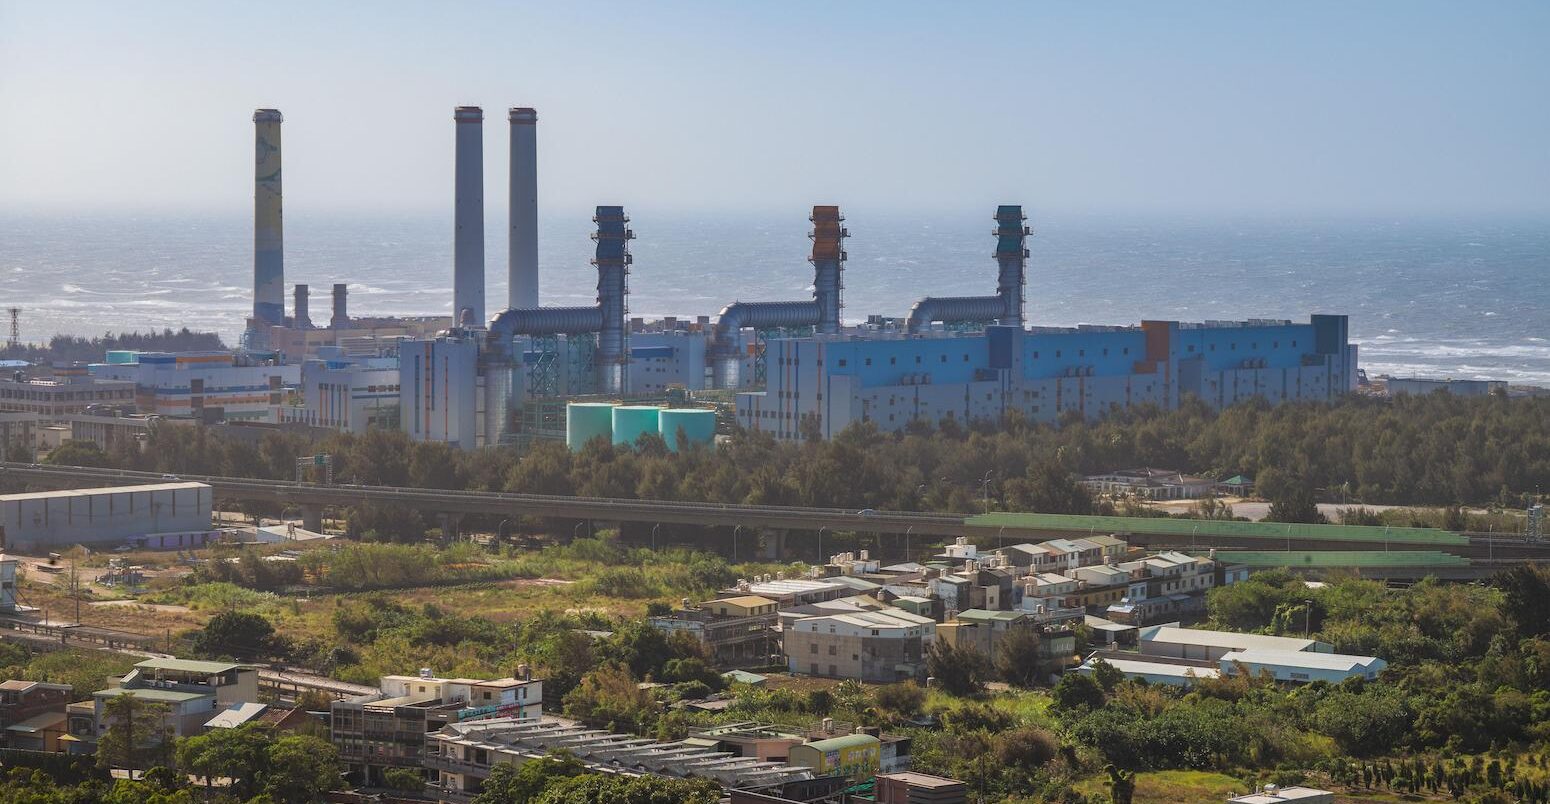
[42,392,1550,522]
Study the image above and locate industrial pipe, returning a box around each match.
[483,207,632,446]
[710,206,846,388]
[905,205,1028,334]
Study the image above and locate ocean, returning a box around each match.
[1,210,1547,385]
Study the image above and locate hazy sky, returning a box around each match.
[2,1,1547,217]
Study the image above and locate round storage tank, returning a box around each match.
[566,402,616,451]
[658,408,716,452]
[611,405,661,447]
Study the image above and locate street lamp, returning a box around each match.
[733,525,743,565]
[651,523,661,551]
[904,525,914,563]
[817,526,829,565]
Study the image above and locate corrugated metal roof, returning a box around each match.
[1,482,210,502]
[801,733,879,752]
[136,658,248,674]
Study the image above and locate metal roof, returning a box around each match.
[1142,626,1323,653]
[0,482,210,502]
[205,702,268,729]
[1221,649,1384,672]
[93,688,209,703]
[800,733,879,752]
[136,658,249,674]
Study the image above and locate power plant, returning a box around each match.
[206,106,1361,450]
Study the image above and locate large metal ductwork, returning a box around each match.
[250,108,285,342]
[453,106,486,325]
[483,207,633,445]
[710,206,847,388]
[905,205,1028,334]
[508,107,540,310]
[292,284,311,329]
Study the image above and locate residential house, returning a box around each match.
[331,670,542,787]
[0,681,72,752]
[784,609,936,682]
[92,659,261,745]
[649,595,779,668]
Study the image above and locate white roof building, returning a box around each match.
[1139,625,1332,660]
[1220,649,1386,684]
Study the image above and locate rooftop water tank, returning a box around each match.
[611,405,661,448]
[566,402,616,451]
[658,408,716,452]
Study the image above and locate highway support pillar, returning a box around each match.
[762,530,785,561]
[300,505,324,534]
[438,513,464,541]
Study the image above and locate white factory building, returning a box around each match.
[277,354,400,433]
[0,483,214,551]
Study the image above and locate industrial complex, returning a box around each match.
[0,105,1357,456]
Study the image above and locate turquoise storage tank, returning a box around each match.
[611,405,661,447]
[658,408,716,451]
[566,402,616,451]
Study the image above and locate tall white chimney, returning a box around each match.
[508,107,539,310]
[453,106,485,325]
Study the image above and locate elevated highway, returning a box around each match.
[0,462,970,539]
[4,463,1545,564]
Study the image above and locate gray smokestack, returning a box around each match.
[251,109,285,340]
[508,107,539,310]
[293,284,311,329]
[331,283,349,329]
[453,106,485,325]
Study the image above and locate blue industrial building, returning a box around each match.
[736,316,1356,440]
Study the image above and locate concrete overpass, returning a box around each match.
[0,462,970,541]
[5,462,1545,565]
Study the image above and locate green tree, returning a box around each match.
[175,723,271,796]
[96,693,173,773]
[43,440,112,468]
[191,610,276,661]
[1265,484,1326,524]
[381,766,426,794]
[562,665,658,733]
[1051,672,1107,712]
[994,627,1047,687]
[471,751,588,804]
[1497,565,1550,639]
[874,682,926,716]
[263,733,343,803]
[531,773,722,804]
[925,640,989,698]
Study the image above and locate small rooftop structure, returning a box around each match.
[1227,784,1334,804]
[205,702,268,729]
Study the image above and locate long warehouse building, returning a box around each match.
[0,483,214,551]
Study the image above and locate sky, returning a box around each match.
[1,1,1547,218]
